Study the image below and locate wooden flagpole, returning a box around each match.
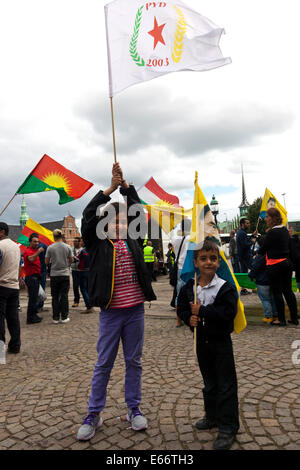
[0,193,17,217]
[255,216,261,233]
[110,97,117,164]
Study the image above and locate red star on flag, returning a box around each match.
[148,17,166,50]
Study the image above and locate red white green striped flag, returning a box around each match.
[137,177,179,206]
[16,154,93,205]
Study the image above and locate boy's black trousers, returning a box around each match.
[197,335,239,434]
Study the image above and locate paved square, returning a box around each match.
[0,278,300,450]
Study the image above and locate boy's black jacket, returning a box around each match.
[177,278,238,339]
[81,185,156,309]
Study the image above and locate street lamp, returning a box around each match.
[210,195,219,225]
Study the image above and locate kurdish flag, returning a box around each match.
[16,155,93,205]
[181,172,247,334]
[137,177,181,232]
[259,188,287,226]
[17,218,54,247]
[137,177,179,206]
[105,0,231,96]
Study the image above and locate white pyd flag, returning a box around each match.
[105,0,231,96]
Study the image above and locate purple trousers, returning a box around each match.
[88,303,144,414]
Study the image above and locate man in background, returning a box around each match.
[0,222,21,353]
[23,234,44,324]
[236,218,257,295]
[45,229,73,324]
[71,237,81,308]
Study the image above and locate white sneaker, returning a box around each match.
[61,317,70,323]
[127,407,148,431]
[77,413,103,441]
[52,320,59,324]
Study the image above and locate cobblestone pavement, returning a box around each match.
[1,277,300,451]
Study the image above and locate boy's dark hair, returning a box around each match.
[193,239,220,260]
[0,222,9,235]
[29,232,39,242]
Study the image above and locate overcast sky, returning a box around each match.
[1,0,299,230]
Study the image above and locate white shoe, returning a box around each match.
[52,320,59,324]
[61,317,70,323]
[127,407,148,431]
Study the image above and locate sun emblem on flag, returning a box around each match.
[42,172,72,193]
[129,2,187,68]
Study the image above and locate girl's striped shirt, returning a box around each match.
[109,239,145,309]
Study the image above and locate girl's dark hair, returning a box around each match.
[98,202,127,233]
[266,207,282,227]
[193,239,220,260]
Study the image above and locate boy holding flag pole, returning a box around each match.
[177,172,242,450]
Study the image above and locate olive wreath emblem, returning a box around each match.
[129,4,186,68]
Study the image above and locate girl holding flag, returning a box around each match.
[77,163,156,441]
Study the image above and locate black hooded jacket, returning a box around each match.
[177,278,238,340]
[81,185,156,309]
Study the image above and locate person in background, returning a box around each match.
[31,234,48,313]
[0,222,21,354]
[23,234,44,324]
[289,226,300,294]
[71,237,81,308]
[229,230,239,273]
[78,238,94,314]
[166,243,175,278]
[45,229,73,324]
[249,236,278,324]
[143,240,157,282]
[258,208,298,326]
[172,218,191,327]
[236,218,257,295]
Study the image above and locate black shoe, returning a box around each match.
[240,290,250,296]
[27,316,42,324]
[288,320,299,325]
[195,417,217,430]
[7,348,20,354]
[213,432,236,450]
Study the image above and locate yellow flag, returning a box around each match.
[181,171,247,334]
[145,202,192,234]
[260,188,287,226]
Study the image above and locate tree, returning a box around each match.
[247,197,267,234]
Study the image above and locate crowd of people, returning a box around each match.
[0,224,95,356]
[0,164,299,451]
[228,213,299,325]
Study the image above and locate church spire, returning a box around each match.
[20,195,29,228]
[239,164,250,217]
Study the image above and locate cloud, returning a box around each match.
[74,86,295,157]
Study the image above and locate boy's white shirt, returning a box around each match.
[194,274,226,307]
